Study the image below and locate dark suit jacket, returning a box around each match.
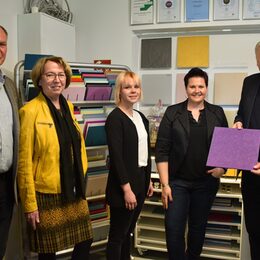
[105,107,151,207]
[3,77,20,203]
[235,73,260,128]
[155,99,228,181]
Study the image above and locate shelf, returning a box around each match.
[216,193,242,199]
[73,100,115,107]
[86,145,108,150]
[144,200,162,206]
[211,205,242,213]
[87,194,105,200]
[140,205,164,219]
[92,219,109,229]
[135,242,167,252]
[220,178,241,184]
[132,21,260,37]
[137,218,165,232]
[203,243,240,254]
[136,229,166,246]
[205,231,240,241]
[201,249,239,260]
[207,220,241,228]
[88,159,106,168]
[92,238,108,247]
[153,188,162,193]
[151,173,159,179]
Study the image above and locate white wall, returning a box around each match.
[1,0,135,75]
[68,0,134,69]
[0,0,23,78]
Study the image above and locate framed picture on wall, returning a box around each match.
[130,0,154,25]
[243,0,260,19]
[185,0,209,22]
[213,0,239,21]
[157,0,181,23]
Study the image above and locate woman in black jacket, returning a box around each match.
[105,71,153,260]
[156,68,228,260]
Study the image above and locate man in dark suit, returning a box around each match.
[233,41,260,260]
[0,24,20,260]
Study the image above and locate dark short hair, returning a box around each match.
[0,25,8,37]
[184,67,208,88]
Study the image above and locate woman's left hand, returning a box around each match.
[207,167,225,178]
[147,181,154,197]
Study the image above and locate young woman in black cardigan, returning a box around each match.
[105,71,153,260]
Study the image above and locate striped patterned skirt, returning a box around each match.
[28,192,93,253]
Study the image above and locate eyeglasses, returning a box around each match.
[43,72,66,81]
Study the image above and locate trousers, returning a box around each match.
[165,176,219,260]
[0,170,14,260]
[241,171,260,260]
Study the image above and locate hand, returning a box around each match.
[26,210,40,230]
[122,183,137,210]
[147,181,154,197]
[161,185,173,210]
[251,162,260,175]
[232,121,243,129]
[207,168,225,178]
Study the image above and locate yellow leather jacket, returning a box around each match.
[18,93,88,213]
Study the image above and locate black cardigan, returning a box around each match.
[155,100,228,181]
[105,107,151,207]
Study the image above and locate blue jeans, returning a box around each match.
[165,176,219,260]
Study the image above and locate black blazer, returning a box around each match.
[235,73,260,128]
[105,107,151,207]
[155,100,228,180]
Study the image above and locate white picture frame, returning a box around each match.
[213,0,239,21]
[243,0,260,20]
[157,0,181,23]
[130,0,154,25]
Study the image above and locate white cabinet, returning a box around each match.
[135,167,250,259]
[17,13,75,62]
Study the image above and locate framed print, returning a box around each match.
[243,0,260,19]
[131,0,154,25]
[185,0,209,21]
[157,0,181,23]
[213,0,239,21]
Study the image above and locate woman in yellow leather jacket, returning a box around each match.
[18,56,93,260]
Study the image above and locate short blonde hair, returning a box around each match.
[31,56,72,89]
[114,71,143,105]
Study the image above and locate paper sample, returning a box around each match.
[207,127,260,171]
[177,36,209,68]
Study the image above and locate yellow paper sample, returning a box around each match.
[177,36,209,68]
